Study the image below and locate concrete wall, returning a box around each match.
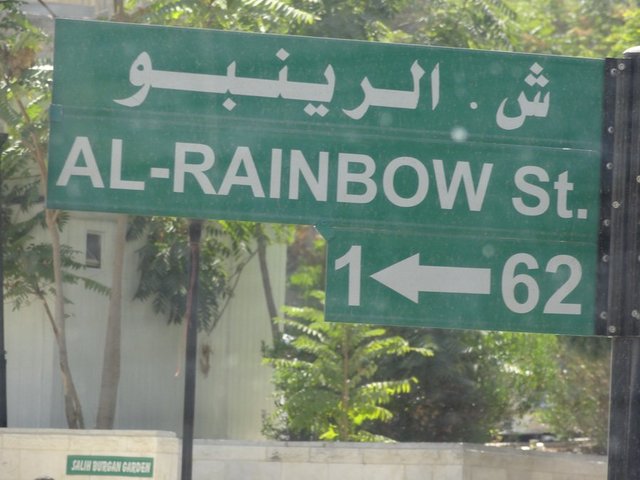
[0,429,179,480]
[191,440,607,480]
[0,432,608,480]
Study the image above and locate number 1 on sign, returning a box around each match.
[335,245,362,306]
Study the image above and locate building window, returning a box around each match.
[85,232,102,268]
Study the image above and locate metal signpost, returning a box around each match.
[47,19,640,480]
[0,132,8,428]
[601,52,640,480]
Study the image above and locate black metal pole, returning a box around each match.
[608,337,640,479]
[0,132,8,428]
[606,48,640,480]
[181,219,202,480]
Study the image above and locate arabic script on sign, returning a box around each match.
[342,61,439,119]
[496,62,550,130]
[114,49,440,119]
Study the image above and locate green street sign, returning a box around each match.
[48,20,606,334]
[323,227,599,335]
[48,19,603,232]
[66,455,154,477]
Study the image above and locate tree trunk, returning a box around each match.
[96,214,127,428]
[256,229,280,345]
[17,95,85,428]
[46,209,85,429]
[113,0,124,16]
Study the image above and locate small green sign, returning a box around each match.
[66,455,154,477]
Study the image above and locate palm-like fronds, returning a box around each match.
[264,298,432,441]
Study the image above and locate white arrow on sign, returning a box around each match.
[370,254,491,303]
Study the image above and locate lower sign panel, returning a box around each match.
[323,228,599,335]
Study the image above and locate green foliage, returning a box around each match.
[388,0,516,49]
[0,1,44,80]
[124,0,409,40]
[605,5,640,57]
[122,0,315,33]
[0,0,49,169]
[1,0,46,242]
[263,296,432,441]
[369,326,609,449]
[284,0,407,40]
[5,241,110,309]
[508,0,632,57]
[123,0,522,46]
[370,322,609,451]
[1,2,107,309]
[369,329,557,443]
[537,337,611,453]
[477,332,560,414]
[132,217,262,329]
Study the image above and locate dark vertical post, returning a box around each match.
[608,338,640,479]
[0,132,8,428]
[606,49,640,480]
[181,219,202,480]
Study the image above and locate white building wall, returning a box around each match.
[196,247,284,440]
[5,212,286,438]
[5,301,56,427]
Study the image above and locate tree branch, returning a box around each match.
[37,0,57,18]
